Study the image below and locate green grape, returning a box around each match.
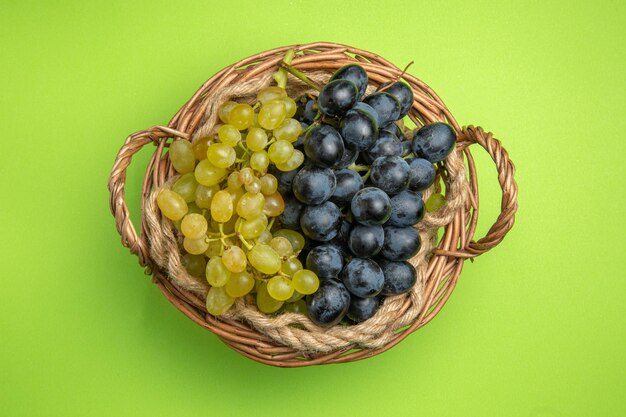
[257,86,287,104]
[195,159,227,186]
[182,253,207,277]
[206,286,235,316]
[267,140,294,164]
[285,289,305,303]
[180,213,208,240]
[192,136,211,161]
[238,167,255,185]
[206,143,236,169]
[292,269,320,295]
[247,244,281,274]
[258,99,286,130]
[259,174,278,195]
[157,189,188,221]
[245,177,262,194]
[222,245,247,273]
[211,190,234,223]
[218,124,241,146]
[267,276,294,301]
[218,101,238,124]
[227,171,243,190]
[183,236,209,255]
[275,149,304,172]
[284,299,307,314]
[238,214,268,239]
[270,237,293,258]
[426,193,446,212]
[227,187,245,209]
[229,103,254,130]
[273,229,305,253]
[250,151,270,173]
[263,192,285,217]
[251,113,262,128]
[256,229,272,244]
[281,257,303,277]
[273,118,302,143]
[205,256,231,287]
[246,127,268,152]
[279,97,297,119]
[236,192,265,220]
[172,173,199,203]
[225,270,255,298]
[205,239,222,257]
[169,140,196,174]
[256,282,283,313]
[195,184,219,209]
[173,203,202,230]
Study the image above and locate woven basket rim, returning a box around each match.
[108,42,518,367]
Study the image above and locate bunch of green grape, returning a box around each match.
[156,85,319,316]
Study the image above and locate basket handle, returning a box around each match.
[443,125,518,258]
[108,126,188,266]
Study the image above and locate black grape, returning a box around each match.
[380,81,413,117]
[347,296,382,323]
[304,124,345,168]
[295,95,318,124]
[318,79,359,118]
[387,190,424,227]
[407,158,436,191]
[306,244,345,279]
[379,260,417,295]
[370,156,411,195]
[307,280,351,327]
[340,108,379,151]
[380,227,421,261]
[300,201,342,241]
[348,224,384,257]
[351,187,392,226]
[330,64,369,99]
[292,165,336,205]
[411,122,457,163]
[363,92,401,127]
[364,130,402,163]
[278,193,304,230]
[331,169,364,207]
[340,258,384,298]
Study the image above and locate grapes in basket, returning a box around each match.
[156,51,457,327]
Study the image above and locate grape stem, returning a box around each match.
[301,120,320,136]
[237,234,254,250]
[218,223,231,249]
[348,163,369,173]
[278,62,321,91]
[274,49,296,89]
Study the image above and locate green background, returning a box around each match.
[1,1,624,416]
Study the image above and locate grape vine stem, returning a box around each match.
[278,62,322,91]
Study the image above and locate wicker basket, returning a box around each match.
[108,42,518,367]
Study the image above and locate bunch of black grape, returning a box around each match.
[273,64,457,327]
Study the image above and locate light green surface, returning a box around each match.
[1,1,624,416]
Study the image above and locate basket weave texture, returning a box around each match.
[108,42,518,367]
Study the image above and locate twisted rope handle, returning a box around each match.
[437,126,518,258]
[108,126,188,266]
